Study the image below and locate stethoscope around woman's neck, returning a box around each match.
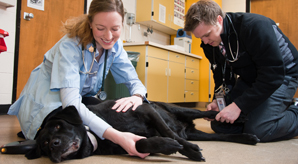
[80,39,108,100]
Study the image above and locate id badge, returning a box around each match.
[215,92,226,111]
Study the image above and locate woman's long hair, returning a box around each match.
[62,0,124,48]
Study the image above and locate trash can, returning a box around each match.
[104,51,140,100]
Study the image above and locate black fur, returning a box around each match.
[25,98,259,162]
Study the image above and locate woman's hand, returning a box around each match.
[112,95,143,112]
[103,127,150,158]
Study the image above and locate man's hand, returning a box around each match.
[215,102,241,124]
[204,99,219,121]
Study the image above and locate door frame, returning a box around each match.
[11,0,87,103]
[246,0,250,12]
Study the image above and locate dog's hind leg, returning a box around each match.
[135,104,205,161]
[153,102,247,123]
[154,102,218,120]
[185,128,260,145]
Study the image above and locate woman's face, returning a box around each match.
[90,11,122,50]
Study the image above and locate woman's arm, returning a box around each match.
[60,87,149,158]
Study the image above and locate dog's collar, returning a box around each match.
[85,126,98,152]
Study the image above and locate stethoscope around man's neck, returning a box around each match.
[80,39,108,100]
[212,14,239,90]
[217,14,239,63]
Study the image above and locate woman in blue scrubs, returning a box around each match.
[8,0,149,158]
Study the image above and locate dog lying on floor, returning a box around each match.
[25,97,259,162]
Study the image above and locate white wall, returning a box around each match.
[222,0,246,12]
[0,2,17,104]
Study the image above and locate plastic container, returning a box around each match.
[104,51,140,100]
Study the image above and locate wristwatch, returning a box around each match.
[133,94,144,101]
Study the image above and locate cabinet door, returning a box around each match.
[185,79,199,91]
[186,56,200,69]
[169,51,185,64]
[185,68,199,80]
[152,0,172,27]
[185,91,199,102]
[168,62,185,103]
[169,0,185,30]
[146,57,168,102]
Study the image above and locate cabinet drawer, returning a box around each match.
[185,68,199,80]
[185,79,199,91]
[169,51,185,64]
[185,91,199,102]
[147,46,168,60]
[186,56,199,69]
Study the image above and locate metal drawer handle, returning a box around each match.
[176,55,179,58]
[191,81,194,84]
[191,92,194,95]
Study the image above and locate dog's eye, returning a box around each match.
[55,125,60,130]
[44,141,48,145]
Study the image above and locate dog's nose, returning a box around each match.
[50,138,61,150]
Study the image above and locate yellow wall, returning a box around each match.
[172,0,221,102]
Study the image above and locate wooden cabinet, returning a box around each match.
[185,56,200,102]
[146,57,168,102]
[168,54,185,102]
[124,41,201,103]
[136,0,185,35]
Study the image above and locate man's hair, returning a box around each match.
[184,0,225,32]
[62,0,125,48]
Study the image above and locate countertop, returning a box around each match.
[123,41,202,59]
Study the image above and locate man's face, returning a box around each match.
[192,15,223,47]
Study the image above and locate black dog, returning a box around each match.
[25,98,259,162]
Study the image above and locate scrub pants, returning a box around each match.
[211,76,298,142]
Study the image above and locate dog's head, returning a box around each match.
[26,106,87,163]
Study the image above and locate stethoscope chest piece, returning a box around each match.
[98,91,107,101]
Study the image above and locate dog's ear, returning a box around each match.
[25,146,42,159]
[52,106,83,125]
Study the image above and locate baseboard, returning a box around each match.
[195,102,210,108]
[0,104,10,115]
[172,101,210,108]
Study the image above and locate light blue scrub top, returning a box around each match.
[8,35,147,140]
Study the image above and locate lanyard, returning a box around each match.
[80,40,109,100]
[101,49,108,92]
[213,47,231,95]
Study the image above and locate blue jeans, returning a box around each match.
[211,76,298,142]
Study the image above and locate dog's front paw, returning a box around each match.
[178,142,205,161]
[135,137,183,154]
